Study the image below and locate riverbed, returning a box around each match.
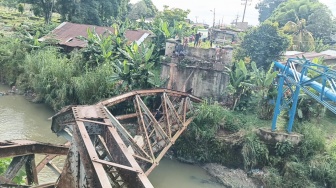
[0,84,224,187]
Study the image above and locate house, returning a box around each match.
[210,28,241,46]
[285,50,336,66]
[39,22,155,49]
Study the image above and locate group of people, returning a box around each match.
[178,32,204,49]
[173,32,209,56]
[193,32,203,47]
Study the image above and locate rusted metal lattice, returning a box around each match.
[0,140,69,187]
[0,89,202,187]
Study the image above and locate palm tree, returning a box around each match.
[283,15,315,52]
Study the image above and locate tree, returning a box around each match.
[283,16,315,52]
[128,0,157,20]
[55,0,130,26]
[268,0,334,44]
[235,22,290,69]
[0,0,20,10]
[306,7,334,43]
[156,5,190,27]
[143,0,158,16]
[18,3,24,14]
[255,0,286,23]
[55,0,77,22]
[23,0,55,24]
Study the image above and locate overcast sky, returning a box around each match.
[130,0,336,26]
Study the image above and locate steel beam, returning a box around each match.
[98,89,202,107]
[0,140,69,158]
[3,156,29,181]
[104,122,154,188]
[25,154,38,185]
[74,121,112,188]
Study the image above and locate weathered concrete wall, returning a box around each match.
[184,46,233,64]
[165,41,176,56]
[161,45,233,100]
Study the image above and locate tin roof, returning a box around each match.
[285,51,336,60]
[40,22,154,48]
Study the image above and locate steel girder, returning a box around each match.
[50,89,202,187]
[0,140,69,187]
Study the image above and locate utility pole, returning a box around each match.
[221,16,224,27]
[235,14,239,25]
[241,0,252,23]
[210,8,215,28]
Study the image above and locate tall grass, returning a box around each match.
[21,47,76,110]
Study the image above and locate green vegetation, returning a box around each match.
[255,0,286,23]
[0,1,335,187]
[267,0,335,46]
[0,158,25,184]
[234,22,290,69]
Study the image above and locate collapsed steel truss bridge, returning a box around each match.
[0,89,202,187]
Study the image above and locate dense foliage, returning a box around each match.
[0,2,335,187]
[55,0,129,26]
[234,22,290,69]
[268,0,335,44]
[0,22,164,110]
[128,0,158,20]
[255,0,286,23]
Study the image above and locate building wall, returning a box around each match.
[161,44,233,100]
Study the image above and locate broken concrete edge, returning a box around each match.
[255,128,303,145]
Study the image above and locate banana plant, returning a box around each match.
[250,61,278,119]
[111,42,157,91]
[225,60,252,110]
[250,61,278,98]
[78,25,128,69]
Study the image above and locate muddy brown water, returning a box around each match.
[0,84,223,187]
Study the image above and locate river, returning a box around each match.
[0,84,223,187]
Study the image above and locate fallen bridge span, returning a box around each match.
[0,89,202,187]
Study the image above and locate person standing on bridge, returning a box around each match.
[194,32,201,47]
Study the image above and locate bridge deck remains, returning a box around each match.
[0,89,202,187]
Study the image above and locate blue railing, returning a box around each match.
[272,58,336,133]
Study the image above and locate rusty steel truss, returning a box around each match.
[0,89,202,187]
[0,140,69,187]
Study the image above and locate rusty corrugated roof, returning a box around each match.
[40,22,153,48]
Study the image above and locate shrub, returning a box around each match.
[220,110,247,133]
[309,155,336,187]
[297,125,325,159]
[275,140,294,157]
[241,133,269,170]
[190,102,227,138]
[262,167,283,188]
[283,162,314,188]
